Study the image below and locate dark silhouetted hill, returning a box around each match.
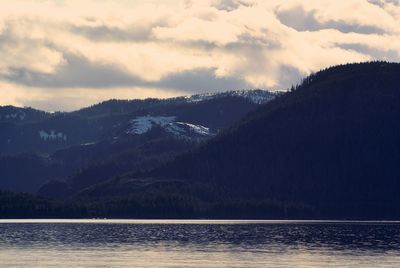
[79,62,400,219]
[0,90,276,194]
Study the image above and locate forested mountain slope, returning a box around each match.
[85,62,400,219]
[0,90,276,194]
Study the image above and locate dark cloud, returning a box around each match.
[4,54,145,88]
[233,31,282,49]
[368,0,400,8]
[178,40,220,50]
[0,22,19,45]
[277,6,386,34]
[338,43,400,61]
[69,17,173,42]
[3,53,251,92]
[214,0,241,11]
[70,25,153,42]
[276,65,304,89]
[68,15,179,43]
[213,0,252,12]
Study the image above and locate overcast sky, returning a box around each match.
[0,0,399,111]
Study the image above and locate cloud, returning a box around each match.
[158,68,251,92]
[337,43,400,61]
[213,0,254,12]
[0,19,65,74]
[70,24,153,42]
[276,6,386,34]
[275,0,400,34]
[0,0,399,111]
[3,53,143,88]
[2,53,251,94]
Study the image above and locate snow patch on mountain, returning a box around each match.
[232,90,276,104]
[39,130,67,141]
[174,122,210,136]
[126,116,212,138]
[81,142,96,146]
[186,90,276,104]
[126,116,176,134]
[164,122,211,137]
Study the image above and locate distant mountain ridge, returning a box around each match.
[0,89,277,194]
[0,106,49,123]
[0,89,275,155]
[184,90,275,104]
[74,89,275,117]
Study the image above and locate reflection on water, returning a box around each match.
[0,220,400,267]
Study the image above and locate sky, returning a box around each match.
[0,0,399,111]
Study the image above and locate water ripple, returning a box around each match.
[0,220,399,267]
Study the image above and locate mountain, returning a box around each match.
[4,62,400,219]
[0,90,275,155]
[0,154,68,193]
[0,90,276,194]
[0,106,49,123]
[75,62,400,219]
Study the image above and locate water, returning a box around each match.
[1,220,400,267]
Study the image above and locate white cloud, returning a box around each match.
[0,0,399,111]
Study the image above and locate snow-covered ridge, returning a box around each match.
[127,116,176,135]
[166,122,211,137]
[185,90,276,104]
[126,115,212,138]
[176,122,210,136]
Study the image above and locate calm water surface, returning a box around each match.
[0,220,400,267]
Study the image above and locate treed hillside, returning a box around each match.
[0,154,68,193]
[0,90,275,155]
[0,191,89,218]
[0,106,49,123]
[151,62,400,218]
[0,90,276,194]
[76,62,400,219]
